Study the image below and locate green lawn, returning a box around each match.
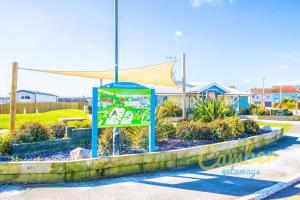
[0,109,89,129]
[257,121,292,134]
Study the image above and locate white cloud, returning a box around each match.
[275,80,300,86]
[190,0,234,7]
[278,64,288,69]
[279,52,300,63]
[244,71,251,76]
[242,79,252,84]
[174,30,183,39]
[268,64,289,71]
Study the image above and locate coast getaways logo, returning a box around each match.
[198,140,278,178]
[221,165,261,179]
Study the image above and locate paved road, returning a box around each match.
[1,127,300,200]
[266,181,300,200]
[265,124,300,200]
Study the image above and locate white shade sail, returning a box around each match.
[20,61,177,87]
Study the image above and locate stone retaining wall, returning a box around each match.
[12,128,94,156]
[258,115,300,121]
[239,115,300,121]
[0,128,283,184]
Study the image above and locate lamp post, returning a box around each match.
[113,0,120,155]
[114,0,119,83]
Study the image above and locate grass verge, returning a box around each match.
[0,109,89,129]
[257,121,292,134]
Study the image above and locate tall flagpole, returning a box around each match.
[113,0,120,155]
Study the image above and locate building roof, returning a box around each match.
[250,85,298,94]
[223,86,251,96]
[154,82,250,96]
[272,85,298,93]
[250,88,273,94]
[294,85,300,90]
[17,90,58,97]
[188,82,230,94]
[154,85,183,95]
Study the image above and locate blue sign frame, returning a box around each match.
[91,82,156,158]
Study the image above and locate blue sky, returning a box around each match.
[0,0,300,96]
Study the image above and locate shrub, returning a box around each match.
[156,100,182,120]
[72,120,91,128]
[156,119,176,140]
[274,98,296,110]
[191,99,236,122]
[226,117,245,137]
[98,128,133,156]
[239,109,250,115]
[0,132,12,155]
[248,103,257,115]
[251,105,270,115]
[249,103,269,115]
[243,119,260,135]
[257,107,270,115]
[88,105,92,114]
[49,123,66,139]
[136,127,149,150]
[209,117,244,142]
[176,121,211,141]
[14,122,50,144]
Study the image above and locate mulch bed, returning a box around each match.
[1,131,269,162]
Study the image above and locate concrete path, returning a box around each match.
[1,130,300,200]
[286,124,300,135]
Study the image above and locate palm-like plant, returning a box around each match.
[156,100,182,121]
[191,98,235,122]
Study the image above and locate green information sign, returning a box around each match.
[98,88,151,128]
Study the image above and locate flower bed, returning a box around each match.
[0,128,283,184]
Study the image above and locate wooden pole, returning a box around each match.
[262,77,265,107]
[9,62,18,133]
[181,53,187,119]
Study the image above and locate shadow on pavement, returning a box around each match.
[266,182,300,200]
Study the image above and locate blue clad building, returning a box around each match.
[250,85,299,107]
[154,82,250,112]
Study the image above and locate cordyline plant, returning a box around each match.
[155,100,182,121]
[191,98,236,122]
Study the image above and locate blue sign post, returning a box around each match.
[92,87,99,158]
[91,82,156,158]
[149,88,156,152]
